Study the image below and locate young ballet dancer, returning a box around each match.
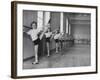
[58,32,63,51]
[53,29,61,53]
[45,27,52,57]
[26,21,49,64]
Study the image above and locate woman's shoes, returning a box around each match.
[32,61,39,64]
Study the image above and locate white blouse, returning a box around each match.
[59,34,63,40]
[45,32,52,38]
[27,29,40,41]
[54,33,61,39]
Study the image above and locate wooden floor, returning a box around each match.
[23,44,91,69]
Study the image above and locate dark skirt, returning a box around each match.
[55,39,59,43]
[33,38,40,45]
[46,37,50,43]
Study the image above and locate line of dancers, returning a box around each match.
[24,21,74,64]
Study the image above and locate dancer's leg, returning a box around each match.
[47,42,50,56]
[40,27,48,40]
[32,45,39,64]
[56,42,58,53]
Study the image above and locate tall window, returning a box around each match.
[66,18,69,34]
[60,12,64,33]
[44,12,51,26]
[37,11,43,30]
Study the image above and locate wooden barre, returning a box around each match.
[23,25,32,29]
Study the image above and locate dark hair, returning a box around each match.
[30,21,37,27]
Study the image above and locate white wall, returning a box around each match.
[23,10,37,27]
[0,0,99,80]
[72,25,90,39]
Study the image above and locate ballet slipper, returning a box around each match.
[32,61,39,64]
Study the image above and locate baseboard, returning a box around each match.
[23,56,34,62]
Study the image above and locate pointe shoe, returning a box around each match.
[32,61,39,64]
